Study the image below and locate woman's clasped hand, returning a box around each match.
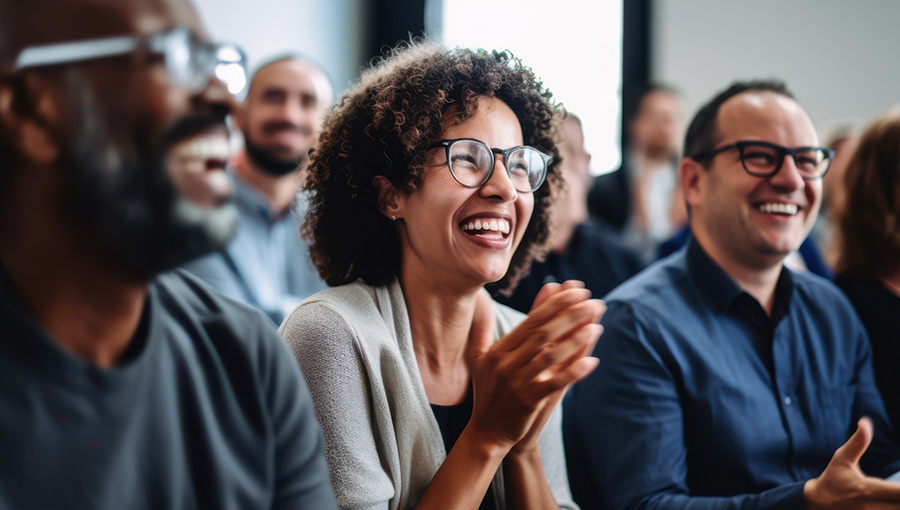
[467,281,604,453]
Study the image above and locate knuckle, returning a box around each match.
[538,347,560,366]
[530,327,552,345]
[576,326,596,346]
[533,379,562,396]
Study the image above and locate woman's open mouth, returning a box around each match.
[459,216,511,239]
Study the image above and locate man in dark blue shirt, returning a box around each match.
[565,80,900,509]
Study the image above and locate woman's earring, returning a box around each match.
[391,215,397,221]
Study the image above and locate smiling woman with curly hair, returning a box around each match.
[280,41,604,509]
[304,42,559,291]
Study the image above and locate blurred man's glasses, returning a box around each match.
[13,27,247,96]
[428,138,552,193]
[691,140,834,180]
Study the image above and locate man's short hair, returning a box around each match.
[639,83,681,102]
[246,53,333,97]
[628,83,681,120]
[683,80,795,161]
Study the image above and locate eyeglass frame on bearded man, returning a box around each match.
[8,26,247,97]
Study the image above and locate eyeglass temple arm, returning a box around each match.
[14,36,141,70]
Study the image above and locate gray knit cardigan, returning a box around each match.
[280,278,578,510]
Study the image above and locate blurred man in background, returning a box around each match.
[495,112,643,312]
[589,84,686,261]
[183,55,333,325]
[0,1,336,508]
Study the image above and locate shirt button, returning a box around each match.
[784,396,793,406]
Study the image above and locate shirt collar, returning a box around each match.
[232,170,307,224]
[231,171,284,223]
[687,236,744,315]
[770,267,794,324]
[686,236,794,320]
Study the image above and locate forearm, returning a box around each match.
[412,427,509,510]
[630,482,806,510]
[504,447,558,509]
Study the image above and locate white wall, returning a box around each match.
[438,0,624,175]
[653,0,900,136]
[193,0,369,98]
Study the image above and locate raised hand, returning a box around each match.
[805,417,900,509]
[465,281,604,451]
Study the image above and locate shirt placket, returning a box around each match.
[769,315,804,480]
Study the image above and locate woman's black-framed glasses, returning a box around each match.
[691,140,834,180]
[428,138,552,193]
[11,26,248,96]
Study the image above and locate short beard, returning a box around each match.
[60,72,238,281]
[243,135,304,177]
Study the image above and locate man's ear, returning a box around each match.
[0,75,60,165]
[372,175,403,220]
[680,156,704,212]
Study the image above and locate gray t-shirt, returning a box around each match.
[0,269,336,510]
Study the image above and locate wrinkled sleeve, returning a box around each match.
[260,322,338,509]
[565,302,805,510]
[280,302,393,510]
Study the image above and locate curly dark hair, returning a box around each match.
[303,41,563,291]
[835,107,900,278]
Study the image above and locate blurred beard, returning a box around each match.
[243,134,304,177]
[60,73,238,282]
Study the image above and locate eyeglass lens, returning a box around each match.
[214,47,247,94]
[447,140,545,192]
[167,29,246,95]
[740,143,830,178]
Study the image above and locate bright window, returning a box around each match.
[430,0,623,175]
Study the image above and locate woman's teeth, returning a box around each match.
[461,218,511,236]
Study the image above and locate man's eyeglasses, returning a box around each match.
[13,27,247,96]
[428,138,552,193]
[691,140,834,180]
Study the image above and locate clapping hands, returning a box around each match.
[466,280,604,453]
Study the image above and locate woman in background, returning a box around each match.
[280,42,602,509]
[834,107,900,429]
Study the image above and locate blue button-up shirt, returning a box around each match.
[182,173,326,326]
[564,238,900,509]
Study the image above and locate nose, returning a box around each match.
[768,153,806,192]
[285,98,310,125]
[192,75,240,120]
[479,154,519,202]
